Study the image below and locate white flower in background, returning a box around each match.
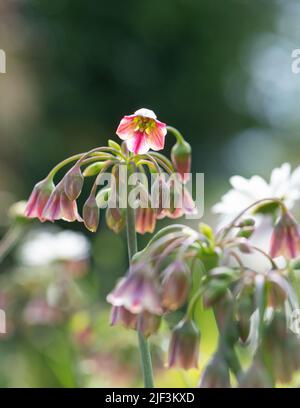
[213,163,300,227]
[213,163,300,271]
[19,228,90,266]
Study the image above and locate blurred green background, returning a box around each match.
[0,0,300,387]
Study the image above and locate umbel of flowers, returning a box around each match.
[24,107,300,388]
[107,194,300,387]
[24,108,194,388]
[25,108,193,235]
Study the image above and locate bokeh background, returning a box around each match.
[0,0,300,387]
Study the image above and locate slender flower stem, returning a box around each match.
[149,152,175,173]
[126,164,154,388]
[167,126,185,144]
[48,147,121,179]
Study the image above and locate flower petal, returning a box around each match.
[126,131,150,154]
[146,122,167,151]
[116,115,137,140]
[134,108,157,119]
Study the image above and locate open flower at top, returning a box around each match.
[116,108,167,154]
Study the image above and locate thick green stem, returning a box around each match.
[126,165,154,388]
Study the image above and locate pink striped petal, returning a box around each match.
[116,115,137,140]
[126,131,150,154]
[146,122,167,151]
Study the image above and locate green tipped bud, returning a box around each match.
[64,166,84,201]
[237,227,255,239]
[105,207,126,234]
[199,354,231,388]
[83,162,107,177]
[199,223,214,241]
[83,194,99,232]
[108,139,121,151]
[171,140,191,183]
[237,218,255,227]
[237,295,254,343]
[162,261,190,311]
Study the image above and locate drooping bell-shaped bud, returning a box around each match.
[162,178,183,219]
[270,211,300,259]
[42,181,82,222]
[236,218,255,228]
[171,140,191,183]
[64,165,84,201]
[237,226,255,239]
[24,178,55,222]
[96,187,111,209]
[105,207,126,234]
[151,174,169,217]
[137,311,161,337]
[110,305,137,330]
[199,355,231,388]
[83,194,99,232]
[239,359,273,388]
[203,278,228,308]
[157,179,197,219]
[261,312,300,383]
[161,261,190,311]
[107,269,163,315]
[136,207,156,234]
[168,318,200,370]
[266,273,290,308]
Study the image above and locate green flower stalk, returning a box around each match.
[24,108,193,388]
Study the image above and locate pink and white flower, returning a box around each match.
[116,108,167,154]
[42,181,82,222]
[24,178,55,222]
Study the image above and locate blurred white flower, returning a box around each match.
[213,163,300,227]
[19,228,90,266]
[213,163,300,271]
